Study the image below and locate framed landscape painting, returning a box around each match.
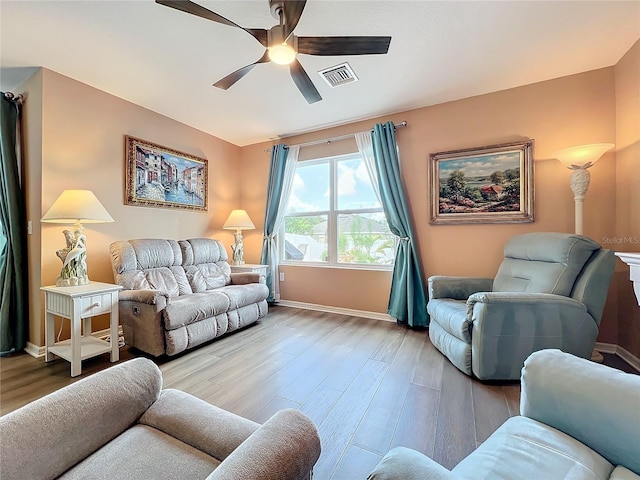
[429,139,534,225]
[125,136,208,211]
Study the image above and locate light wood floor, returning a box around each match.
[0,306,634,479]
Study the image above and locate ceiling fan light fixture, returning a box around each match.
[268,43,296,65]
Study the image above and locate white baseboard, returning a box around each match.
[24,326,124,359]
[276,300,396,323]
[595,342,640,372]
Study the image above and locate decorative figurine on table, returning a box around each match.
[55,229,88,287]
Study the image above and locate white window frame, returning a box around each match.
[279,153,395,271]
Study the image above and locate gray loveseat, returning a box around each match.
[0,358,321,480]
[369,349,640,480]
[110,238,269,356]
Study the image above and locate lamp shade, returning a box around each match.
[41,190,114,224]
[223,209,255,230]
[553,143,614,169]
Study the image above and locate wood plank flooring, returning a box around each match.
[0,306,634,479]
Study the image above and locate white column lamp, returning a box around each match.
[41,190,114,287]
[552,143,614,235]
[223,209,255,265]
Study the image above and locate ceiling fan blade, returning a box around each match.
[289,59,322,104]
[156,0,267,46]
[282,1,307,38]
[297,36,392,56]
[213,51,270,90]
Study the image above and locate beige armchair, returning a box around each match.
[0,358,321,480]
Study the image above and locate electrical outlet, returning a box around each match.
[280,272,285,282]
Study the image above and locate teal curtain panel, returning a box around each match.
[260,144,291,302]
[371,122,428,327]
[1,92,28,355]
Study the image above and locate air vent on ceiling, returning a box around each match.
[318,63,358,88]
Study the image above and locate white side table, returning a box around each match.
[230,264,268,284]
[42,282,123,377]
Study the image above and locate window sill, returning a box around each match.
[279,262,393,272]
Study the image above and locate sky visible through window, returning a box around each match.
[286,156,381,214]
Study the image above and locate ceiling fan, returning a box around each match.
[156,0,392,104]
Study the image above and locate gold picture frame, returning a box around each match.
[429,139,534,225]
[124,136,207,211]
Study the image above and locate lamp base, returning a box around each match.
[56,276,90,287]
[55,228,89,287]
[230,230,245,266]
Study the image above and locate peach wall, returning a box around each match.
[239,68,619,336]
[22,68,241,347]
[614,39,640,359]
[18,70,44,347]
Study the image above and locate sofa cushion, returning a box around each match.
[144,267,181,298]
[164,291,231,330]
[493,233,600,296]
[58,425,220,480]
[185,263,230,292]
[181,239,231,291]
[163,284,269,330]
[452,416,614,480]
[217,284,270,310]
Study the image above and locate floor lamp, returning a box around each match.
[553,143,614,363]
[552,143,614,235]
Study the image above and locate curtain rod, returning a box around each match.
[293,121,407,149]
[265,121,407,153]
[3,92,24,105]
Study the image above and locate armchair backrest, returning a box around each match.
[570,248,616,326]
[493,233,601,296]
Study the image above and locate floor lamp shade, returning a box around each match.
[552,143,614,235]
[41,190,114,286]
[223,209,255,265]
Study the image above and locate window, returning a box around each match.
[280,153,396,268]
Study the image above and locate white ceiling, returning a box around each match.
[1,1,639,147]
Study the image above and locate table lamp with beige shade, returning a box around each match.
[223,209,255,265]
[41,190,114,287]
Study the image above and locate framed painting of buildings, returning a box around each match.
[124,136,208,211]
[429,139,534,224]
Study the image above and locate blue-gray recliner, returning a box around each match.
[427,233,616,380]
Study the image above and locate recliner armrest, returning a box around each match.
[521,350,640,476]
[428,276,493,300]
[206,409,321,480]
[467,293,596,380]
[139,389,260,462]
[119,289,170,308]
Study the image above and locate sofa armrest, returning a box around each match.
[206,409,321,480]
[230,272,262,285]
[521,349,640,475]
[139,389,260,461]
[0,358,162,480]
[119,289,169,308]
[428,276,493,300]
[467,292,597,379]
[368,447,459,480]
